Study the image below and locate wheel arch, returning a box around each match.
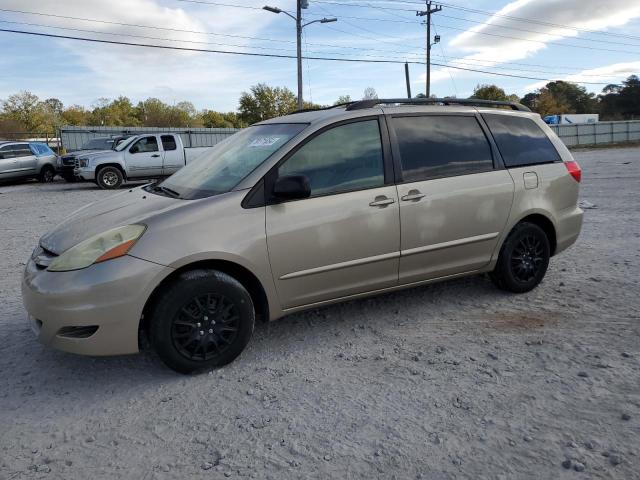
[139,259,271,341]
[512,211,558,256]
[96,162,127,180]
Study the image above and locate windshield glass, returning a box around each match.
[158,123,307,199]
[115,136,137,151]
[81,138,111,150]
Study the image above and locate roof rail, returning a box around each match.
[345,98,531,112]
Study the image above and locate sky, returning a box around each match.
[1,0,640,111]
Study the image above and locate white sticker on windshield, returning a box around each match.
[248,136,281,148]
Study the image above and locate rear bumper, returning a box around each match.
[22,254,170,356]
[554,205,583,255]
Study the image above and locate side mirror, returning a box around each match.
[273,174,311,201]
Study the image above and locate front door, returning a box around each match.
[266,118,400,309]
[389,114,514,284]
[125,135,163,178]
[0,144,21,178]
[161,135,183,175]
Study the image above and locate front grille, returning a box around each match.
[62,155,76,166]
[57,326,99,339]
[74,159,80,169]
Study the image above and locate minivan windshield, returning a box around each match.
[155,123,307,199]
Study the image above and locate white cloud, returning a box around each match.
[0,0,286,109]
[430,0,640,87]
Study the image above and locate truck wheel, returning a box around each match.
[149,270,255,374]
[490,222,550,293]
[38,165,55,183]
[96,166,123,189]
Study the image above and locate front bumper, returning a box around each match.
[22,254,170,356]
[74,167,95,181]
[56,165,76,177]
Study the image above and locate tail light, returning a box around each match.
[564,160,581,183]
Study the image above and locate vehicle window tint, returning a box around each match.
[161,135,177,151]
[14,144,33,158]
[483,114,561,167]
[278,119,384,196]
[0,145,15,159]
[130,136,159,153]
[392,115,493,182]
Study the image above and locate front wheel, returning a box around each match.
[149,270,255,373]
[490,222,550,293]
[96,166,123,189]
[39,165,55,183]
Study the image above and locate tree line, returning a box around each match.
[2,77,639,136]
[470,75,640,119]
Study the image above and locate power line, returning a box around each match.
[0,27,614,85]
[313,0,640,41]
[0,7,616,73]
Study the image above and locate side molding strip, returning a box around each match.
[401,232,499,257]
[280,251,400,280]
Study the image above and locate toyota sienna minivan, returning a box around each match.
[22,98,583,373]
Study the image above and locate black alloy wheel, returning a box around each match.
[490,222,550,293]
[150,269,255,373]
[171,293,240,361]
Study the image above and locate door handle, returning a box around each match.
[401,190,426,202]
[369,196,395,207]
[151,154,160,158]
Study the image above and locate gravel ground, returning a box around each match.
[0,147,639,479]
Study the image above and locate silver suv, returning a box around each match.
[22,99,583,373]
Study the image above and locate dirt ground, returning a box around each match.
[0,147,638,479]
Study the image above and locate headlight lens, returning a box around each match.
[47,225,146,272]
[79,158,89,168]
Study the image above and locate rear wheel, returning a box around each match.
[149,270,255,373]
[490,222,550,293]
[96,166,123,189]
[39,165,55,183]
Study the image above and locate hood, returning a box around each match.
[64,149,111,158]
[39,187,187,254]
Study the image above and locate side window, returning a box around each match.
[278,119,384,197]
[0,145,15,159]
[483,114,561,167]
[161,135,177,151]
[392,115,494,182]
[130,136,159,154]
[14,144,33,158]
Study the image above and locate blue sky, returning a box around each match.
[1,0,640,111]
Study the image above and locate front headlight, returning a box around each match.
[78,158,89,168]
[47,225,146,272]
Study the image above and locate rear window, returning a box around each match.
[391,115,494,182]
[483,114,561,168]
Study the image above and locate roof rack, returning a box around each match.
[345,98,531,112]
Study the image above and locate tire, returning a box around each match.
[38,165,55,183]
[149,270,255,373]
[96,166,123,189]
[490,222,550,293]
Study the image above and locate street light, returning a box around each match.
[263,2,337,110]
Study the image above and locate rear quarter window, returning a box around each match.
[483,114,561,168]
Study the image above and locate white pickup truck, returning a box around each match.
[74,133,212,189]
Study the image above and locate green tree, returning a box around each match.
[2,91,46,132]
[470,84,519,102]
[238,84,297,125]
[334,95,352,105]
[543,81,597,113]
[61,105,90,125]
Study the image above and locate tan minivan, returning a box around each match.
[22,99,583,373]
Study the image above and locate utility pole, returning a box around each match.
[263,2,337,111]
[404,62,412,98]
[416,1,442,97]
[296,0,303,110]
